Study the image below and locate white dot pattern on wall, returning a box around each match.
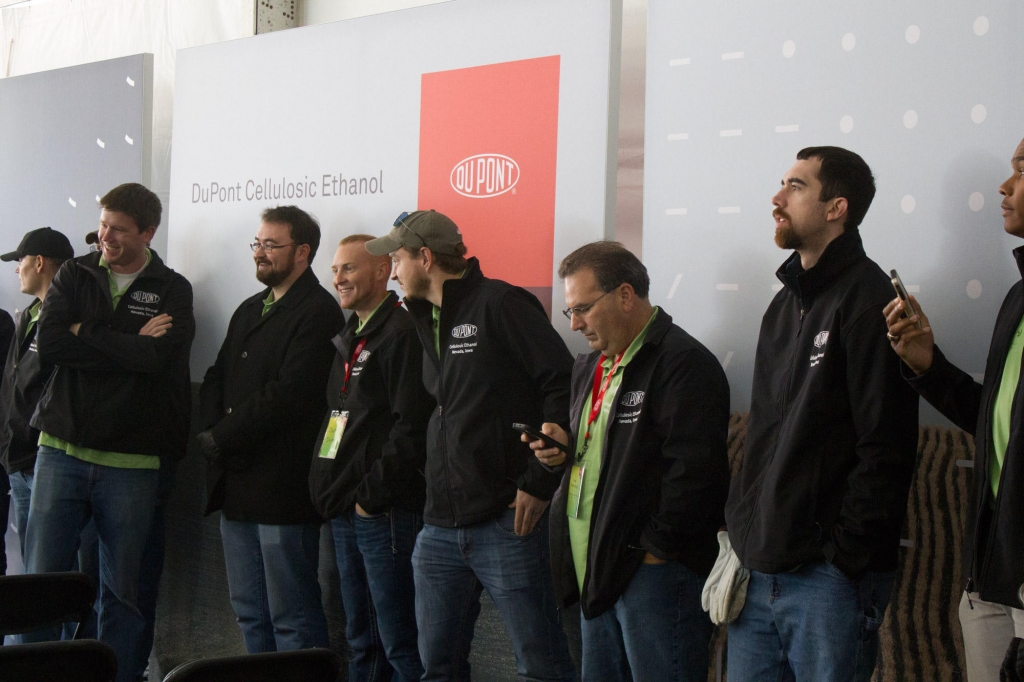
[905,25,920,44]
[665,208,687,215]
[667,133,689,140]
[967,280,983,299]
[969,192,985,211]
[775,124,799,133]
[669,58,691,66]
[667,274,683,300]
[903,110,918,129]
[782,40,796,58]
[974,16,989,36]
[840,115,854,133]
[842,33,856,51]
[971,104,987,124]
[901,195,916,213]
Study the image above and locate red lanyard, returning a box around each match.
[579,351,624,458]
[342,338,367,394]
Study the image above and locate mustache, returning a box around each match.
[254,258,271,266]
[773,209,790,222]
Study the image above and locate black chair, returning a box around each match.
[0,639,117,682]
[162,648,343,682]
[0,572,96,639]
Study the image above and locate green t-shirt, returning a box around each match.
[39,250,160,470]
[356,295,390,335]
[23,299,41,341]
[990,316,1024,501]
[569,307,659,593]
[262,290,276,316]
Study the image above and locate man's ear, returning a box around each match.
[826,197,849,225]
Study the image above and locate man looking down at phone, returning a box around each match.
[525,241,729,681]
[885,137,1024,681]
[365,210,576,681]
[724,147,919,682]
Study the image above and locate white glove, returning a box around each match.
[701,531,750,625]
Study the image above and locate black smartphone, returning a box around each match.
[890,269,923,330]
[512,423,571,454]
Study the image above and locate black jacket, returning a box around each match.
[907,246,1024,607]
[31,251,195,460]
[725,231,919,579]
[309,291,434,518]
[202,267,344,524]
[405,258,573,527]
[0,303,48,474]
[550,310,730,618]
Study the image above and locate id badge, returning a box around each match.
[318,410,349,459]
[567,462,586,519]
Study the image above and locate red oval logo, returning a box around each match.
[450,154,520,198]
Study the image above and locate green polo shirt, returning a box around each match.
[38,250,159,470]
[569,307,658,593]
[23,300,41,341]
[356,295,390,335]
[990,316,1024,501]
[262,290,276,316]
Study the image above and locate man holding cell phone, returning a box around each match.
[526,241,730,681]
[725,147,919,682]
[885,136,1024,681]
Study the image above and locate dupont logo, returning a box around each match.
[451,324,478,339]
[619,391,645,407]
[130,291,160,305]
[813,331,830,348]
[450,154,520,198]
[357,350,371,363]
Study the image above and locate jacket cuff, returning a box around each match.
[639,530,670,562]
[904,345,954,392]
[822,538,867,581]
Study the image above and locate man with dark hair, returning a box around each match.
[21,184,195,682]
[0,228,73,573]
[724,148,918,681]
[884,136,1024,680]
[199,205,341,653]
[309,234,433,681]
[526,241,730,681]
[365,210,576,680]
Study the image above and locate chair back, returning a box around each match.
[162,648,342,682]
[0,572,96,638]
[0,639,117,682]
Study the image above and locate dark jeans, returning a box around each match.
[580,561,713,681]
[727,561,895,682]
[332,507,423,682]
[412,509,576,681]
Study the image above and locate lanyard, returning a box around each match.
[578,351,625,461]
[342,338,367,394]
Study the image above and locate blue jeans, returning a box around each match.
[8,470,33,564]
[22,446,158,682]
[220,517,329,653]
[413,509,576,681]
[332,507,423,682]
[580,561,713,681]
[727,561,895,682]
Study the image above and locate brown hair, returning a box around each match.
[261,205,322,262]
[558,241,649,298]
[403,243,469,275]
[100,183,162,231]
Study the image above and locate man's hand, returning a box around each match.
[508,489,550,535]
[642,552,667,565]
[355,503,371,517]
[69,323,81,336]
[521,423,570,467]
[196,429,220,464]
[882,295,934,375]
[139,314,173,338]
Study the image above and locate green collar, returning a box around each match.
[601,307,659,369]
[355,294,390,334]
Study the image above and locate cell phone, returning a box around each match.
[890,269,923,330]
[512,423,571,454]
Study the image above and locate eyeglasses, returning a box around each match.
[562,290,613,320]
[393,211,426,248]
[250,241,298,253]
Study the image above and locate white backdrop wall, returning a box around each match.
[0,0,254,256]
[644,0,1024,421]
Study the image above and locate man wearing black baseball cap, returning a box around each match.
[0,227,73,575]
[366,210,577,680]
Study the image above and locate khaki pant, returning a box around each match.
[960,591,1024,682]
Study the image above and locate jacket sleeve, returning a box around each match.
[199,324,231,432]
[499,289,574,501]
[904,344,982,435]
[209,301,343,457]
[640,349,731,561]
[36,262,122,372]
[356,327,435,513]
[75,277,195,374]
[826,304,919,579]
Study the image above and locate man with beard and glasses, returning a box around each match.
[723,147,918,682]
[198,205,343,653]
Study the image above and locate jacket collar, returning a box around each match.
[579,306,674,372]
[1013,245,1024,280]
[405,256,484,319]
[251,266,321,312]
[78,248,174,282]
[776,229,866,304]
[333,290,400,353]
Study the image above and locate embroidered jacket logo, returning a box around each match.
[450,154,520,198]
[357,350,371,363]
[619,391,645,407]
[451,324,478,339]
[813,331,829,348]
[130,291,160,305]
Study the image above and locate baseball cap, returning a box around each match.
[365,210,464,256]
[0,227,75,262]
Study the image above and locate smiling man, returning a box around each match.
[22,184,194,682]
[884,136,1024,680]
[526,241,730,681]
[724,148,918,682]
[308,234,433,681]
[198,205,342,654]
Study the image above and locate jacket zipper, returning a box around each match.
[433,310,457,526]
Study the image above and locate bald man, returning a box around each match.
[309,235,434,682]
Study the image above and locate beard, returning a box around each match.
[255,252,295,288]
[773,212,803,250]
[400,267,431,300]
